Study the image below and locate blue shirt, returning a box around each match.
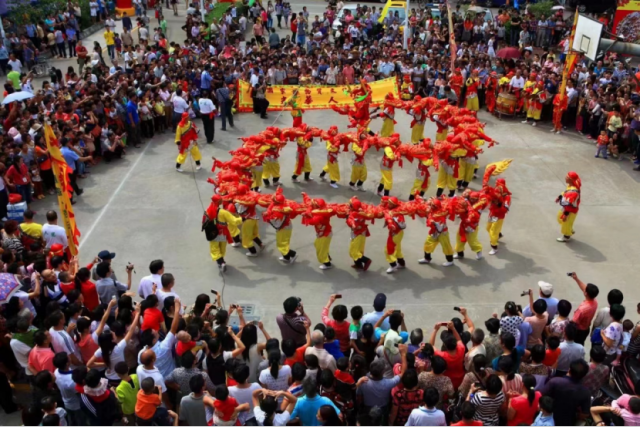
[60,147,80,171]
[362,310,390,331]
[492,345,526,371]
[291,395,340,426]
[25,24,36,38]
[0,46,8,60]
[378,62,395,77]
[66,28,77,41]
[125,100,139,124]
[200,71,212,90]
[323,340,344,361]
[532,413,555,426]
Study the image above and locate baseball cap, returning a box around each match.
[373,293,386,312]
[538,281,553,297]
[98,250,116,260]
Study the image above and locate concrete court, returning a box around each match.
[27,106,640,333]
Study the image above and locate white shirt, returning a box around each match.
[157,289,183,315]
[10,339,32,374]
[15,290,36,317]
[95,339,127,380]
[105,18,116,30]
[198,98,216,114]
[138,273,162,299]
[250,73,260,87]
[42,224,69,249]
[8,59,22,72]
[139,27,149,40]
[510,76,525,89]
[136,365,167,392]
[55,369,81,410]
[49,327,82,366]
[173,95,189,113]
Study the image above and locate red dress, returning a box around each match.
[435,341,466,390]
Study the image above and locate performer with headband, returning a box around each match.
[556,171,581,242]
[175,112,201,173]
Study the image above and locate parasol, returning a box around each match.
[551,5,565,10]
[468,6,486,12]
[2,91,35,105]
[497,47,522,59]
[0,273,21,305]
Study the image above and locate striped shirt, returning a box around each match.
[471,391,505,426]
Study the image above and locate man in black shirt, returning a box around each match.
[541,359,591,426]
[510,11,521,47]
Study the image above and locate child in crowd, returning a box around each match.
[211,384,248,425]
[543,336,561,368]
[304,354,320,382]
[608,132,622,160]
[621,319,634,355]
[349,305,363,345]
[135,377,165,424]
[408,328,424,353]
[532,395,555,426]
[115,361,139,425]
[323,327,344,360]
[595,130,609,159]
[287,362,307,398]
[41,396,68,426]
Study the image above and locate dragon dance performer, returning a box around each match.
[409,159,431,201]
[261,140,282,187]
[556,171,581,243]
[234,184,265,257]
[449,68,464,105]
[175,112,202,172]
[464,70,480,112]
[264,191,299,263]
[435,143,458,198]
[453,198,483,260]
[226,202,242,247]
[377,146,396,197]
[287,90,305,128]
[374,93,400,137]
[202,195,242,272]
[302,195,335,270]
[486,178,511,255]
[400,75,414,101]
[418,198,454,267]
[409,104,426,145]
[485,72,498,114]
[319,139,340,189]
[522,81,545,127]
[521,73,537,113]
[435,120,448,142]
[349,137,367,192]
[346,197,373,271]
[383,197,406,274]
[292,135,313,182]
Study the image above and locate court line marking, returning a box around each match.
[78,141,153,250]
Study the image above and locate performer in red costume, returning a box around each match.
[485,72,498,114]
[175,112,201,173]
[346,197,373,271]
[203,195,242,272]
[301,194,336,270]
[449,68,464,106]
[453,198,483,260]
[382,196,407,274]
[556,171,581,242]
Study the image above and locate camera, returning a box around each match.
[567,272,574,277]
[520,291,530,297]
[210,290,218,295]
[453,307,461,312]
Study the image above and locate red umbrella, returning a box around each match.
[496,47,521,59]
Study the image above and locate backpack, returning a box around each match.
[202,210,219,241]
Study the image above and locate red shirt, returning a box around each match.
[543,348,561,367]
[7,163,30,186]
[60,282,75,295]
[80,280,100,311]
[435,341,466,390]
[213,397,239,421]
[452,421,483,426]
[284,345,307,368]
[321,307,350,352]
[76,45,88,58]
[141,307,164,332]
[507,392,541,426]
[176,340,196,357]
[572,299,598,331]
[28,346,55,373]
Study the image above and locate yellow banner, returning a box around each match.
[237,77,399,112]
[44,124,80,257]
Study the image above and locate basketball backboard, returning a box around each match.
[573,14,604,61]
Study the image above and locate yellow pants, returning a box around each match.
[294,155,312,175]
[315,236,332,263]
[350,164,367,183]
[423,232,454,256]
[276,228,292,256]
[380,170,393,191]
[263,161,280,179]
[251,168,263,188]
[241,219,260,249]
[349,235,366,261]
[323,162,340,182]
[557,211,577,237]
[209,241,227,261]
[486,219,504,247]
[458,159,475,183]
[411,124,425,144]
[385,231,404,263]
[466,96,479,111]
[527,105,542,120]
[380,118,395,137]
[411,177,430,195]
[176,145,202,164]
[228,221,240,238]
[455,229,482,253]
[436,129,448,142]
[437,167,457,190]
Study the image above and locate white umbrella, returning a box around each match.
[2,91,35,105]
[551,5,565,10]
[468,6,486,12]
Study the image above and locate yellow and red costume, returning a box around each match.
[556,171,581,242]
[377,146,396,196]
[263,189,304,262]
[378,93,401,137]
[234,184,264,255]
[453,198,483,259]
[349,138,368,190]
[464,71,480,112]
[485,178,511,253]
[419,198,455,266]
[400,75,414,101]
[301,195,335,269]
[346,197,373,271]
[261,140,282,186]
[175,112,202,169]
[287,91,305,128]
[521,74,537,112]
[449,69,464,104]
[409,105,426,145]
[485,72,498,114]
[435,142,459,197]
[410,159,432,200]
[204,195,242,270]
[382,197,406,273]
[292,136,312,180]
[526,81,545,123]
[320,140,341,184]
